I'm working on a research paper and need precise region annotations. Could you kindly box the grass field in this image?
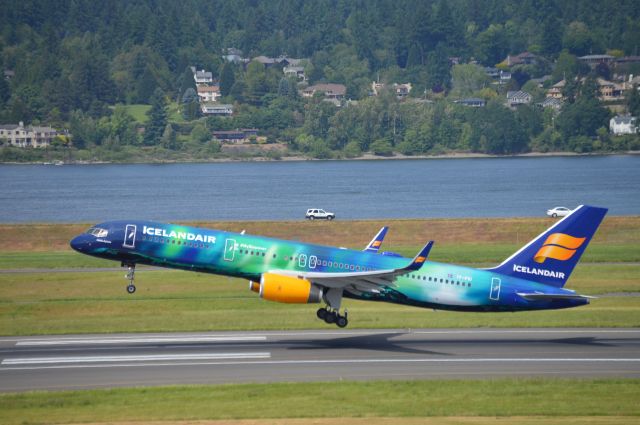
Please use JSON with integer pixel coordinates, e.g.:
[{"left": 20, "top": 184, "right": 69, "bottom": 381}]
[
  {"left": 119, "top": 104, "right": 151, "bottom": 123},
  {"left": 0, "top": 379, "right": 638, "bottom": 425},
  {"left": 0, "top": 217, "right": 638, "bottom": 335},
  {"left": 0, "top": 218, "right": 638, "bottom": 424}
]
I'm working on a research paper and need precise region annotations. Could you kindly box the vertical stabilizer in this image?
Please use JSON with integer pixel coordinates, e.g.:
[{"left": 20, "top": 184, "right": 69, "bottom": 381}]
[{"left": 487, "top": 205, "right": 607, "bottom": 287}]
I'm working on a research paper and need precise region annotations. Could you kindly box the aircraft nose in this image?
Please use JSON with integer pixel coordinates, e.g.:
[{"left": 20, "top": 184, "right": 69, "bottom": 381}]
[{"left": 70, "top": 235, "right": 88, "bottom": 252}]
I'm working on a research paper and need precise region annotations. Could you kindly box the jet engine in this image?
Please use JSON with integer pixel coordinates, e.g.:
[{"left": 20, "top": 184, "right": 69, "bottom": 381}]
[{"left": 249, "top": 272, "right": 323, "bottom": 303}]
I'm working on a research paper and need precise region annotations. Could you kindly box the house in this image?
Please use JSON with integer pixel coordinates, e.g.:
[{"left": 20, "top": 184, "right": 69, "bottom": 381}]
[
  {"left": 506, "top": 90, "right": 532, "bottom": 107},
  {"left": 530, "top": 75, "right": 551, "bottom": 88},
  {"left": 283, "top": 65, "right": 306, "bottom": 81},
  {"left": 3, "top": 69, "right": 14, "bottom": 80},
  {"left": 394, "top": 83, "right": 412, "bottom": 99},
  {"left": 539, "top": 97, "right": 563, "bottom": 110},
  {"left": 301, "top": 83, "right": 347, "bottom": 100},
  {"left": 499, "top": 71, "right": 512, "bottom": 84},
  {"left": 212, "top": 128, "right": 259, "bottom": 143},
  {"left": 197, "top": 85, "right": 221, "bottom": 103},
  {"left": 371, "top": 82, "right": 412, "bottom": 99},
  {"left": 505, "top": 52, "right": 538, "bottom": 67},
  {"left": 222, "top": 48, "right": 247, "bottom": 64},
  {"left": 253, "top": 56, "right": 281, "bottom": 67},
  {"left": 578, "top": 54, "right": 615, "bottom": 69},
  {"left": 609, "top": 115, "right": 637, "bottom": 135},
  {"left": 547, "top": 80, "right": 565, "bottom": 99},
  {"left": 484, "top": 67, "right": 500, "bottom": 78},
  {"left": 597, "top": 78, "right": 625, "bottom": 101},
  {"left": 0, "top": 122, "right": 59, "bottom": 148},
  {"left": 485, "top": 67, "right": 511, "bottom": 84},
  {"left": 253, "top": 55, "right": 304, "bottom": 68},
  {"left": 454, "top": 98, "right": 486, "bottom": 107},
  {"left": 193, "top": 69, "right": 213, "bottom": 85},
  {"left": 547, "top": 78, "right": 624, "bottom": 101},
  {"left": 200, "top": 104, "right": 233, "bottom": 115}
]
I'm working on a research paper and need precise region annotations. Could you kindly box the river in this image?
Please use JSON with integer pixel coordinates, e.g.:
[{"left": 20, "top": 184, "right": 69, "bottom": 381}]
[{"left": 0, "top": 155, "right": 638, "bottom": 223}]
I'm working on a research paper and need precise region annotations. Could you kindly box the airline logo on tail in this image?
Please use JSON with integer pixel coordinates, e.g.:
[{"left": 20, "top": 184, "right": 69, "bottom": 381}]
[{"left": 533, "top": 233, "right": 586, "bottom": 264}]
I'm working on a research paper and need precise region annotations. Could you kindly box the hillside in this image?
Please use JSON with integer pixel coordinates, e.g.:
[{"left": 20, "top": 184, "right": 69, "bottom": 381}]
[{"left": 1, "top": 0, "right": 639, "bottom": 162}]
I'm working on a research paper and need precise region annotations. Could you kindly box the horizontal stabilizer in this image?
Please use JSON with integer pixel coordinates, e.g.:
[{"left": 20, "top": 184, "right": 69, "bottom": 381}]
[{"left": 516, "top": 292, "right": 596, "bottom": 301}]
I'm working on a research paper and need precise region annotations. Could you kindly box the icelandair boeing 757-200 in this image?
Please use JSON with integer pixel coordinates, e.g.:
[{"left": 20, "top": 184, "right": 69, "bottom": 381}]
[{"left": 70, "top": 205, "right": 607, "bottom": 328}]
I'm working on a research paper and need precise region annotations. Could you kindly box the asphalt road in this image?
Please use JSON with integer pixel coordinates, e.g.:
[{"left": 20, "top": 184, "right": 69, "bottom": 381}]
[{"left": 1, "top": 328, "right": 639, "bottom": 392}]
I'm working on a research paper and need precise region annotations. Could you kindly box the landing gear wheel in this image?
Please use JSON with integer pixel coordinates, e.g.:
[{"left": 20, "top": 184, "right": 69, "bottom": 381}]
[
  {"left": 336, "top": 316, "right": 348, "bottom": 328},
  {"left": 316, "top": 307, "right": 327, "bottom": 320},
  {"left": 123, "top": 263, "right": 137, "bottom": 294},
  {"left": 324, "top": 311, "right": 337, "bottom": 324}
]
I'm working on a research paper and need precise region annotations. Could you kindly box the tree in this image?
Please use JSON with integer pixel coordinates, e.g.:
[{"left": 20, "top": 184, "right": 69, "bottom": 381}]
[
  {"left": 562, "top": 21, "right": 593, "bottom": 56},
  {"left": 450, "top": 64, "right": 490, "bottom": 97},
  {"left": 552, "top": 50, "right": 581, "bottom": 82},
  {"left": 181, "top": 87, "right": 199, "bottom": 121},
  {"left": 0, "top": 69, "right": 9, "bottom": 106},
  {"left": 627, "top": 85, "right": 640, "bottom": 118},
  {"left": 160, "top": 123, "right": 178, "bottom": 149},
  {"left": 219, "top": 62, "right": 235, "bottom": 97},
  {"left": 556, "top": 95, "right": 611, "bottom": 140},
  {"left": 144, "top": 88, "right": 167, "bottom": 146},
  {"left": 244, "top": 60, "right": 268, "bottom": 105},
  {"left": 370, "top": 138, "right": 393, "bottom": 156}
]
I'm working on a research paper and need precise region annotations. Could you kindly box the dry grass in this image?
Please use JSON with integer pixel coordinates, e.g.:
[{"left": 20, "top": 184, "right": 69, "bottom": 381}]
[
  {"left": 71, "top": 418, "right": 640, "bottom": 425},
  {"left": 1, "top": 216, "right": 638, "bottom": 252}
]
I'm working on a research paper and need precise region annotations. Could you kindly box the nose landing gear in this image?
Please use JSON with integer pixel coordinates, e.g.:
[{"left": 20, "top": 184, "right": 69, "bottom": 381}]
[{"left": 123, "top": 263, "right": 136, "bottom": 294}]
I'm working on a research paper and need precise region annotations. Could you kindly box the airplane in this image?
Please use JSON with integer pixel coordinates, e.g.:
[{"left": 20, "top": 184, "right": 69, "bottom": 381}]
[{"left": 70, "top": 205, "right": 607, "bottom": 328}]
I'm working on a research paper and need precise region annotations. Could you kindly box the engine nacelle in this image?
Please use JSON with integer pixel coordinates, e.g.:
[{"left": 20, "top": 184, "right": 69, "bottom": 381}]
[{"left": 253, "top": 272, "right": 323, "bottom": 304}]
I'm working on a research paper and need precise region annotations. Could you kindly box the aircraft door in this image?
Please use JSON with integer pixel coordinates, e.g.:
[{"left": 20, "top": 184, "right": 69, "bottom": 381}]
[
  {"left": 224, "top": 239, "right": 236, "bottom": 261},
  {"left": 489, "top": 277, "right": 501, "bottom": 301},
  {"left": 123, "top": 224, "right": 136, "bottom": 248}
]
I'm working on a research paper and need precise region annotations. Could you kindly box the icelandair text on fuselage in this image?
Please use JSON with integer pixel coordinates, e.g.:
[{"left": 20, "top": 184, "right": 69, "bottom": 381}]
[
  {"left": 513, "top": 264, "right": 565, "bottom": 279},
  {"left": 143, "top": 226, "right": 216, "bottom": 244}
]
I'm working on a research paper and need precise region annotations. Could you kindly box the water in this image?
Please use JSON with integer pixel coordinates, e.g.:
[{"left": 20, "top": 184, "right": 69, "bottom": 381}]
[{"left": 0, "top": 156, "right": 638, "bottom": 223}]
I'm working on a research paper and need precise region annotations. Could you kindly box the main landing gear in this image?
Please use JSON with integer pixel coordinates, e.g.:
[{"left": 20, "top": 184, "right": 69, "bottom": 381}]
[
  {"left": 316, "top": 288, "right": 348, "bottom": 327},
  {"left": 316, "top": 307, "right": 348, "bottom": 328},
  {"left": 123, "top": 262, "right": 136, "bottom": 294}
]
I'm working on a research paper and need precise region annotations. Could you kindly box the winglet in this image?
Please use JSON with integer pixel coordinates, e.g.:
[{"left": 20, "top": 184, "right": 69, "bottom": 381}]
[
  {"left": 364, "top": 226, "right": 389, "bottom": 253},
  {"left": 403, "top": 241, "right": 434, "bottom": 271}
]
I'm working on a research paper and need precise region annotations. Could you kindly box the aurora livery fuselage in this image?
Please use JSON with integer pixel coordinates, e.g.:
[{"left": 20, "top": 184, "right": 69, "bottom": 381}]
[{"left": 70, "top": 205, "right": 607, "bottom": 327}]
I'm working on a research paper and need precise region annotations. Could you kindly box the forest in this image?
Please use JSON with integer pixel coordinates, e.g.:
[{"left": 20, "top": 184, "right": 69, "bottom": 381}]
[{"left": 0, "top": 0, "right": 639, "bottom": 161}]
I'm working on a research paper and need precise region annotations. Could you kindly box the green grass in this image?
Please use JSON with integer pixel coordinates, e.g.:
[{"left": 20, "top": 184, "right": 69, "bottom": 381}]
[
  {"left": 0, "top": 379, "right": 638, "bottom": 424},
  {"left": 0, "top": 252, "right": 113, "bottom": 269},
  {"left": 0, "top": 263, "right": 638, "bottom": 335},
  {"left": 1, "top": 243, "right": 638, "bottom": 269},
  {"left": 120, "top": 104, "right": 151, "bottom": 123}
]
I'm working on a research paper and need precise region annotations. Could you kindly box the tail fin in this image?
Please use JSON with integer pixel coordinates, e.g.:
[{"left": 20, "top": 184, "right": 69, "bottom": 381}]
[
  {"left": 487, "top": 205, "right": 607, "bottom": 287},
  {"left": 364, "top": 226, "right": 388, "bottom": 253}
]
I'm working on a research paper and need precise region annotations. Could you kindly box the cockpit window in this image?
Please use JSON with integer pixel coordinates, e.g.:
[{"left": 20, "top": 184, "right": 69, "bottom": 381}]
[{"left": 86, "top": 227, "right": 109, "bottom": 238}]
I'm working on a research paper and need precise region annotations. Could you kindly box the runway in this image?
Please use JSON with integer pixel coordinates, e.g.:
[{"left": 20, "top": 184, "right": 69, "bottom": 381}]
[{"left": 0, "top": 328, "right": 639, "bottom": 392}]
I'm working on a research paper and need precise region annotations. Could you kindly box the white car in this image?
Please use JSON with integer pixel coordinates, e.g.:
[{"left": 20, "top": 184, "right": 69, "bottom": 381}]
[
  {"left": 546, "top": 206, "right": 572, "bottom": 218},
  {"left": 305, "top": 208, "right": 335, "bottom": 220}
]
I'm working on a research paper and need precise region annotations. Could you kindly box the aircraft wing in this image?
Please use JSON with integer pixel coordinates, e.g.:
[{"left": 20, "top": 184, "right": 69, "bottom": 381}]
[
  {"left": 274, "top": 241, "right": 433, "bottom": 292},
  {"left": 516, "top": 292, "right": 596, "bottom": 301}
]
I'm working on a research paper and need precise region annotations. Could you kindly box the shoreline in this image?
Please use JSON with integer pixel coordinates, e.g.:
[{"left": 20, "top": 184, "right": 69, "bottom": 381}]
[{"left": 2, "top": 150, "right": 639, "bottom": 165}]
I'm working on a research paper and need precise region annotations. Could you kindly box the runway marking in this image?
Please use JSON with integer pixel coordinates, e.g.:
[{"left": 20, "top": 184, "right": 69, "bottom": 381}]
[
  {"left": 1, "top": 357, "right": 638, "bottom": 370},
  {"left": 2, "top": 352, "right": 271, "bottom": 365},
  {"left": 3, "top": 329, "right": 639, "bottom": 345},
  {"left": 15, "top": 336, "right": 267, "bottom": 346}
]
